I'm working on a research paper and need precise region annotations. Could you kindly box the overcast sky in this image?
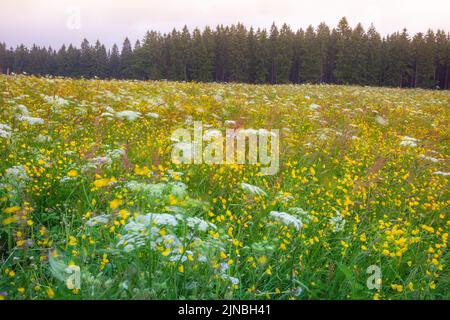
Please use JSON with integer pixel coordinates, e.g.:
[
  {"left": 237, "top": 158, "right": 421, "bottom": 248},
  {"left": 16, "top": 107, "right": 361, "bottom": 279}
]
[{"left": 1, "top": 0, "right": 449, "bottom": 49}]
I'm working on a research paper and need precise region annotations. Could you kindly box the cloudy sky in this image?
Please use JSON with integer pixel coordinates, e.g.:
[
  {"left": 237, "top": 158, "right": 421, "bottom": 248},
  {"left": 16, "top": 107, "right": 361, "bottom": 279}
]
[{"left": 1, "top": 0, "right": 449, "bottom": 48}]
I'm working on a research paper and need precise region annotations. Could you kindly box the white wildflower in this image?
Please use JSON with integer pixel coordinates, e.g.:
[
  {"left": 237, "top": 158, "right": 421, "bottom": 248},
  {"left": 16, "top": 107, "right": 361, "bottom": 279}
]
[
  {"left": 166, "top": 170, "right": 184, "bottom": 178},
  {"left": 115, "top": 110, "right": 141, "bottom": 121},
  {"left": 224, "top": 120, "right": 236, "bottom": 126},
  {"left": 329, "top": 210, "right": 346, "bottom": 232},
  {"left": 275, "top": 191, "right": 294, "bottom": 202},
  {"left": 5, "top": 165, "right": 29, "bottom": 182},
  {"left": 0, "top": 124, "right": 12, "bottom": 139},
  {"left": 85, "top": 215, "right": 111, "bottom": 227},
  {"left": 146, "top": 112, "right": 160, "bottom": 119},
  {"left": 36, "top": 134, "right": 52, "bottom": 143},
  {"left": 241, "top": 182, "right": 267, "bottom": 197},
  {"left": 0, "top": 124, "right": 12, "bottom": 131},
  {"left": 400, "top": 136, "right": 418, "bottom": 147},
  {"left": 89, "top": 156, "right": 112, "bottom": 167},
  {"left": 43, "top": 95, "right": 69, "bottom": 107},
  {"left": 151, "top": 213, "right": 179, "bottom": 226},
  {"left": 105, "top": 106, "right": 116, "bottom": 113},
  {"left": 309, "top": 103, "right": 320, "bottom": 111},
  {"left": 15, "top": 104, "right": 29, "bottom": 116},
  {"left": 126, "top": 181, "right": 166, "bottom": 197},
  {"left": 270, "top": 211, "right": 302, "bottom": 231},
  {"left": 213, "top": 95, "right": 223, "bottom": 103},
  {"left": 106, "top": 148, "right": 125, "bottom": 159},
  {"left": 186, "top": 217, "right": 216, "bottom": 232},
  {"left": 60, "top": 176, "right": 77, "bottom": 183},
  {"left": 17, "top": 115, "right": 44, "bottom": 125},
  {"left": 288, "top": 207, "right": 312, "bottom": 223},
  {"left": 169, "top": 182, "right": 188, "bottom": 198},
  {"left": 219, "top": 262, "right": 229, "bottom": 274},
  {"left": 101, "top": 112, "right": 115, "bottom": 119},
  {"left": 222, "top": 274, "right": 239, "bottom": 286},
  {"left": 375, "top": 115, "right": 388, "bottom": 126},
  {"left": 433, "top": 171, "right": 450, "bottom": 177},
  {"left": 419, "top": 155, "right": 442, "bottom": 163}
]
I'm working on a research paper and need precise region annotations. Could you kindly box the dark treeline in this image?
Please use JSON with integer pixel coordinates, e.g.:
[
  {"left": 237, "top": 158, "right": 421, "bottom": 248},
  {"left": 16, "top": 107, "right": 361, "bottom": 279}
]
[{"left": 1, "top": 18, "right": 449, "bottom": 89}]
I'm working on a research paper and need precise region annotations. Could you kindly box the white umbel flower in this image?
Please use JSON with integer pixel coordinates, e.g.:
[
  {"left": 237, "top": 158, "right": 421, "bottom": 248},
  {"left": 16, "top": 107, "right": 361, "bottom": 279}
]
[
  {"left": 400, "top": 136, "right": 418, "bottom": 147},
  {"left": 149, "top": 213, "right": 179, "bottom": 226},
  {"left": 115, "top": 110, "right": 141, "bottom": 121},
  {"left": 270, "top": 211, "right": 302, "bottom": 231},
  {"left": 85, "top": 215, "right": 111, "bottom": 227},
  {"left": 309, "top": 103, "right": 320, "bottom": 111},
  {"left": 0, "top": 124, "right": 12, "bottom": 139},
  {"left": 17, "top": 115, "right": 44, "bottom": 125},
  {"left": 419, "top": 155, "right": 442, "bottom": 163},
  {"left": 433, "top": 171, "right": 450, "bottom": 177},
  {"left": 329, "top": 210, "right": 346, "bottom": 232},
  {"left": 241, "top": 182, "right": 267, "bottom": 197},
  {"left": 146, "top": 112, "right": 160, "bottom": 118},
  {"left": 15, "top": 104, "right": 29, "bottom": 116},
  {"left": 186, "top": 217, "right": 217, "bottom": 232},
  {"left": 5, "top": 165, "right": 29, "bottom": 182}
]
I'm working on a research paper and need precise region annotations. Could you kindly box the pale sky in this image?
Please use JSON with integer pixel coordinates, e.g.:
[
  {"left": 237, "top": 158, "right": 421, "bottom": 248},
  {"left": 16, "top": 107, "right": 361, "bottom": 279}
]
[{"left": 1, "top": 0, "right": 449, "bottom": 49}]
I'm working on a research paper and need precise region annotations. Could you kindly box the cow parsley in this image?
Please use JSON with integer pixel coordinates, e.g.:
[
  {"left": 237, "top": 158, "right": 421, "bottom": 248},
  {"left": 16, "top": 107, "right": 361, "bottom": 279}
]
[
  {"left": 115, "top": 110, "right": 141, "bottom": 121},
  {"left": 433, "top": 171, "right": 450, "bottom": 177},
  {"left": 329, "top": 210, "right": 346, "bottom": 232},
  {"left": 269, "top": 211, "right": 302, "bottom": 231},
  {"left": 400, "top": 136, "right": 418, "bottom": 147},
  {"left": 126, "top": 181, "right": 166, "bottom": 197},
  {"left": 0, "top": 124, "right": 12, "bottom": 139},
  {"left": 17, "top": 115, "right": 44, "bottom": 125},
  {"left": 241, "top": 182, "right": 267, "bottom": 197}
]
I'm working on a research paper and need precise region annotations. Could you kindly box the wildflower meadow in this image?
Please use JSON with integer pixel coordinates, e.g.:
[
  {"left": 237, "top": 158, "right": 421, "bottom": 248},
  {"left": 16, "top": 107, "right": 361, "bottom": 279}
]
[{"left": 0, "top": 75, "right": 448, "bottom": 300}]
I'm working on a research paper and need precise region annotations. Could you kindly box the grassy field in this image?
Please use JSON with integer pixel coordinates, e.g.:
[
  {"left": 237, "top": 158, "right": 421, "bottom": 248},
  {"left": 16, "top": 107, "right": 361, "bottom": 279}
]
[{"left": 0, "top": 75, "right": 448, "bottom": 300}]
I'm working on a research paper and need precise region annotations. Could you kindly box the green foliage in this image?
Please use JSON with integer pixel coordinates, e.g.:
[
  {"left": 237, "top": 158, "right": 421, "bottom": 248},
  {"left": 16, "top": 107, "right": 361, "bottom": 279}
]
[{"left": 1, "top": 18, "right": 449, "bottom": 89}]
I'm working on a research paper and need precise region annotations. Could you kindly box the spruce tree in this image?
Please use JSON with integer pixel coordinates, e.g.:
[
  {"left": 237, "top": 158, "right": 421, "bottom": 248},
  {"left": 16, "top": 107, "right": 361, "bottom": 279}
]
[{"left": 120, "top": 37, "right": 133, "bottom": 79}]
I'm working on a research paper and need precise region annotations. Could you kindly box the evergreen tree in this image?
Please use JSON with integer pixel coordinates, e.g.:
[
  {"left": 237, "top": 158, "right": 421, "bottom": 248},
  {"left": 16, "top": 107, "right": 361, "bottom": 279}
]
[
  {"left": 214, "top": 25, "right": 229, "bottom": 82},
  {"left": 411, "top": 31, "right": 436, "bottom": 88},
  {"left": 349, "top": 23, "right": 368, "bottom": 84},
  {"left": 300, "top": 25, "right": 320, "bottom": 83},
  {"left": 66, "top": 44, "right": 81, "bottom": 77},
  {"left": 13, "top": 45, "right": 30, "bottom": 73},
  {"left": 190, "top": 28, "right": 214, "bottom": 82},
  {"left": 366, "top": 24, "right": 382, "bottom": 86},
  {"left": 202, "top": 26, "right": 216, "bottom": 82},
  {"left": 253, "top": 28, "right": 270, "bottom": 83},
  {"left": 383, "top": 30, "right": 412, "bottom": 87},
  {"left": 142, "top": 31, "right": 165, "bottom": 80},
  {"left": 0, "top": 42, "right": 7, "bottom": 74},
  {"left": 228, "top": 23, "right": 249, "bottom": 82},
  {"left": 80, "top": 39, "right": 94, "bottom": 77},
  {"left": 109, "top": 44, "right": 121, "bottom": 79},
  {"left": 317, "top": 23, "right": 331, "bottom": 83},
  {"left": 277, "top": 23, "right": 294, "bottom": 83},
  {"left": 268, "top": 23, "right": 279, "bottom": 84},
  {"left": 435, "top": 30, "right": 449, "bottom": 89},
  {"left": 56, "top": 45, "right": 68, "bottom": 76},
  {"left": 1, "top": 19, "right": 447, "bottom": 89},
  {"left": 93, "top": 40, "right": 108, "bottom": 78},
  {"left": 334, "top": 17, "right": 353, "bottom": 84},
  {"left": 120, "top": 37, "right": 133, "bottom": 79}
]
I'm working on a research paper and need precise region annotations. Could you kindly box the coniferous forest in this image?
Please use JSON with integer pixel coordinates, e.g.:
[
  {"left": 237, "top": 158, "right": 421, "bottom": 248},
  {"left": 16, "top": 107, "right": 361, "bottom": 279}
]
[{"left": 1, "top": 17, "right": 449, "bottom": 89}]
